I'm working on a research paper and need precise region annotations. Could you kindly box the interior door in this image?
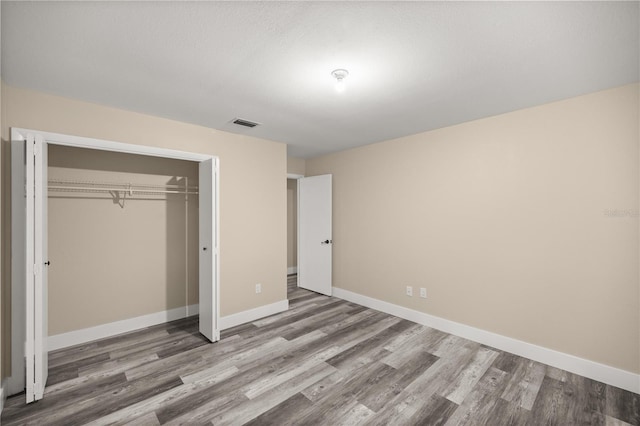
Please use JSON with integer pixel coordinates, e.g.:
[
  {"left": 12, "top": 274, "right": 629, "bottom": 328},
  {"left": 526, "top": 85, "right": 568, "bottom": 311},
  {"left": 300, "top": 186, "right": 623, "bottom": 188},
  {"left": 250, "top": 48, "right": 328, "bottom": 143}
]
[
  {"left": 33, "top": 134, "right": 49, "bottom": 401},
  {"left": 198, "top": 158, "right": 217, "bottom": 342},
  {"left": 22, "top": 133, "right": 49, "bottom": 403},
  {"left": 298, "top": 174, "right": 332, "bottom": 296}
]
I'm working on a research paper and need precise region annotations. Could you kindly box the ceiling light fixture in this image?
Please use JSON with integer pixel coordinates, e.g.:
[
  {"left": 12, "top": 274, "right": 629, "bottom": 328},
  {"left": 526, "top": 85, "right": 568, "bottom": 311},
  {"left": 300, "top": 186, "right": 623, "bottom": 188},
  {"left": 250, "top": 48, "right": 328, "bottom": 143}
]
[{"left": 331, "top": 69, "right": 349, "bottom": 93}]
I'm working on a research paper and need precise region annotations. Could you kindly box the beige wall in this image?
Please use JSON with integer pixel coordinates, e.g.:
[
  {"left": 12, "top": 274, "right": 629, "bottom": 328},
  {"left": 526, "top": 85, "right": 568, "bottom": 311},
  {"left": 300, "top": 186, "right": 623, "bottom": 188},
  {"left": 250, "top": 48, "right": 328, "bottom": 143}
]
[
  {"left": 1, "top": 83, "right": 287, "bottom": 376},
  {"left": 48, "top": 146, "right": 199, "bottom": 335},
  {"left": 307, "top": 83, "right": 640, "bottom": 374},
  {"left": 287, "top": 157, "right": 306, "bottom": 176},
  {"left": 287, "top": 179, "right": 297, "bottom": 269}
]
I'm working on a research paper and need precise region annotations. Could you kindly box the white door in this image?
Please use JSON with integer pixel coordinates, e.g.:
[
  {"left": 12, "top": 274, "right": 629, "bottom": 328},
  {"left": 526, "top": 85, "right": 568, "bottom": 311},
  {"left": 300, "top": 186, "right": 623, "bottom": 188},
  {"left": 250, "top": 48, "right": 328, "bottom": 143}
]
[
  {"left": 32, "top": 134, "right": 49, "bottom": 401},
  {"left": 198, "top": 158, "right": 218, "bottom": 341},
  {"left": 298, "top": 174, "right": 332, "bottom": 296},
  {"left": 19, "top": 133, "right": 49, "bottom": 403}
]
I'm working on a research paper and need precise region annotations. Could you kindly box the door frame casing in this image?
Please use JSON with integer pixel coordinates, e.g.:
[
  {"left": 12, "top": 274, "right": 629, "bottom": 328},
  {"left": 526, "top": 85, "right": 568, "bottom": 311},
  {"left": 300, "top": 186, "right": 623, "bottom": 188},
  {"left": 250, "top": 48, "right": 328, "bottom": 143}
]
[
  {"left": 286, "top": 173, "right": 303, "bottom": 280},
  {"left": 7, "top": 128, "right": 221, "bottom": 396},
  {"left": 9, "top": 129, "right": 27, "bottom": 396}
]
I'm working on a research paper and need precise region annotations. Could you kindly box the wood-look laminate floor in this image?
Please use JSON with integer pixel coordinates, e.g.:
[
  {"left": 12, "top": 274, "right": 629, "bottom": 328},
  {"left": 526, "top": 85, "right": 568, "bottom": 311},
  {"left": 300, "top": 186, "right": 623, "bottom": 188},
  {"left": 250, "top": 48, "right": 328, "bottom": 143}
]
[{"left": 2, "top": 275, "right": 638, "bottom": 425}]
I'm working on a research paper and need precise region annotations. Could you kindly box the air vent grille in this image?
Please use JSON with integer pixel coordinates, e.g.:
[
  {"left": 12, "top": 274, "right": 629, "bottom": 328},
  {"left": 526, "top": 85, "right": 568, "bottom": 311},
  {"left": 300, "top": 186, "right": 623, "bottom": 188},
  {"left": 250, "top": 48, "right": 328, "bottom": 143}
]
[{"left": 231, "top": 118, "right": 260, "bottom": 128}]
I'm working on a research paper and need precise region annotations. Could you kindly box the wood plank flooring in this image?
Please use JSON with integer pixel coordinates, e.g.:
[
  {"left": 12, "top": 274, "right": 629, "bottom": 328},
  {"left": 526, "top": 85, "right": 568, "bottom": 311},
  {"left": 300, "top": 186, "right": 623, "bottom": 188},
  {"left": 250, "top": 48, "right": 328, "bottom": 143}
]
[{"left": 2, "top": 275, "right": 638, "bottom": 425}]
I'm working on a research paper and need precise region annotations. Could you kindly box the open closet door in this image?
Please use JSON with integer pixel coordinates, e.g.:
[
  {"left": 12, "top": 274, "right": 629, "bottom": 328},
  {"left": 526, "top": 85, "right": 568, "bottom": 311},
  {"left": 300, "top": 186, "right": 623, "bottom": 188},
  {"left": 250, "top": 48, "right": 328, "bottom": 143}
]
[
  {"left": 33, "top": 134, "right": 49, "bottom": 401},
  {"left": 198, "top": 158, "right": 218, "bottom": 342},
  {"left": 20, "top": 133, "right": 49, "bottom": 403}
]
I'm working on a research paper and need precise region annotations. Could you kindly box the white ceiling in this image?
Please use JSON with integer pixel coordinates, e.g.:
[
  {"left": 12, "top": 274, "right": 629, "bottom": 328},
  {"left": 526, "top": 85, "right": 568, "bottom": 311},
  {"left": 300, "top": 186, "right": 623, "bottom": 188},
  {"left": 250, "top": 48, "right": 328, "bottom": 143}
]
[{"left": 2, "top": 1, "right": 638, "bottom": 159}]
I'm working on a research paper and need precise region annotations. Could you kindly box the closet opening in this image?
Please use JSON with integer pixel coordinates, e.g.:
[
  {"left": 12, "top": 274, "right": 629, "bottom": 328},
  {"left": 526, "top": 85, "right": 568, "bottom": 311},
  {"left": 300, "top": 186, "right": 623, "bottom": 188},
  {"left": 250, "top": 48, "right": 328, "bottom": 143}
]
[
  {"left": 47, "top": 145, "right": 200, "bottom": 347},
  {"left": 9, "top": 128, "right": 219, "bottom": 403}
]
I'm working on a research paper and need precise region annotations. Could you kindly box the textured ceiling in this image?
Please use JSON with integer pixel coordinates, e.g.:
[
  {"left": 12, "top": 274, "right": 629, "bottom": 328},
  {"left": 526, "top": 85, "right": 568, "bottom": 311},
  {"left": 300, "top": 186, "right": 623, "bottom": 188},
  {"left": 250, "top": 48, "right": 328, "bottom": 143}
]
[{"left": 2, "top": 1, "right": 638, "bottom": 158}]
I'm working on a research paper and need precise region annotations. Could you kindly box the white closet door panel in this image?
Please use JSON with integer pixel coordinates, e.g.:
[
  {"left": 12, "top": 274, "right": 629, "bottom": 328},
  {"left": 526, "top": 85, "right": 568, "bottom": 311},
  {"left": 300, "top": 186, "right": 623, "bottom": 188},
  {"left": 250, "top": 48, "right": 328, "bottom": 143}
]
[
  {"left": 198, "top": 158, "right": 217, "bottom": 341},
  {"left": 34, "top": 134, "right": 49, "bottom": 400},
  {"left": 25, "top": 134, "right": 36, "bottom": 403}
]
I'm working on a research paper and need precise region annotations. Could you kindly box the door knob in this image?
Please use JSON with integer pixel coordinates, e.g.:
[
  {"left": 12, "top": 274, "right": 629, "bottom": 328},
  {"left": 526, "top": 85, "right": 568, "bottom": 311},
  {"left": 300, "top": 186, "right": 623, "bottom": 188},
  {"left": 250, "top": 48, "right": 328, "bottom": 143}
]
[
  {"left": 44, "top": 261, "right": 50, "bottom": 266},
  {"left": 321, "top": 239, "right": 332, "bottom": 245}
]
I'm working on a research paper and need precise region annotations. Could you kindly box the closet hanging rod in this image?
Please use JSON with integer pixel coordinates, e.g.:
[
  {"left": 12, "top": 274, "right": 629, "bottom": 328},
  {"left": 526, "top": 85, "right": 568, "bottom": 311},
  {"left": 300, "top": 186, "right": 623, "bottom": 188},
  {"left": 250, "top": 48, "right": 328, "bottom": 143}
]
[
  {"left": 48, "top": 178, "right": 198, "bottom": 189},
  {"left": 48, "top": 178, "right": 199, "bottom": 195},
  {"left": 48, "top": 186, "right": 199, "bottom": 195}
]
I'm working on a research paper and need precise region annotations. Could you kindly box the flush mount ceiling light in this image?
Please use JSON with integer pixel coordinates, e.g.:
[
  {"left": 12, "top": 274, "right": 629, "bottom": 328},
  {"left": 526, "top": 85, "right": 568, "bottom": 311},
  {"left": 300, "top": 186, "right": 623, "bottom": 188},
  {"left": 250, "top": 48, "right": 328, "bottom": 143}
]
[{"left": 331, "top": 69, "right": 349, "bottom": 93}]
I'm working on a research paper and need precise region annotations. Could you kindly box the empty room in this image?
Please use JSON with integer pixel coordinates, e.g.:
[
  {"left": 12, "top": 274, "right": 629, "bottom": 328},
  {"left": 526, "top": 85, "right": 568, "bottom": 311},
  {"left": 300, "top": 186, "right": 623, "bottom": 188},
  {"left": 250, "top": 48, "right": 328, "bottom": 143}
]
[{"left": 0, "top": 1, "right": 638, "bottom": 425}]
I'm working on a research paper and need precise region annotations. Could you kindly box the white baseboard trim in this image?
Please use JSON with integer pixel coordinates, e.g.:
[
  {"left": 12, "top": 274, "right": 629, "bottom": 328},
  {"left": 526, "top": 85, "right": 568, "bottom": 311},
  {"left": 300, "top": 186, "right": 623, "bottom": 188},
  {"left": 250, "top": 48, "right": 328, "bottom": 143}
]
[
  {"left": 48, "top": 304, "right": 199, "bottom": 351},
  {"left": 48, "top": 298, "right": 291, "bottom": 352},
  {"left": 332, "top": 287, "right": 640, "bottom": 394},
  {"left": 219, "top": 299, "right": 289, "bottom": 330},
  {"left": 287, "top": 267, "right": 297, "bottom": 275}
]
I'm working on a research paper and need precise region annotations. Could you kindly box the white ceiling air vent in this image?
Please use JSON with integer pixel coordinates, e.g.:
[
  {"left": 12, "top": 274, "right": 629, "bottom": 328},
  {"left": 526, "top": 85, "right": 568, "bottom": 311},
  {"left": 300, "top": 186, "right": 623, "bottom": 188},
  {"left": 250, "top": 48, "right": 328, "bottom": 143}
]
[{"left": 231, "top": 118, "right": 260, "bottom": 128}]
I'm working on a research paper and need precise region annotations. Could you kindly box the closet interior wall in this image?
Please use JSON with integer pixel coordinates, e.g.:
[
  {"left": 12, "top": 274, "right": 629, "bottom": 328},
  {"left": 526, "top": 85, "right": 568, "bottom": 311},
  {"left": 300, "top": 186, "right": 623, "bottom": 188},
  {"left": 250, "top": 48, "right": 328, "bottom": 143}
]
[{"left": 48, "top": 145, "right": 199, "bottom": 336}]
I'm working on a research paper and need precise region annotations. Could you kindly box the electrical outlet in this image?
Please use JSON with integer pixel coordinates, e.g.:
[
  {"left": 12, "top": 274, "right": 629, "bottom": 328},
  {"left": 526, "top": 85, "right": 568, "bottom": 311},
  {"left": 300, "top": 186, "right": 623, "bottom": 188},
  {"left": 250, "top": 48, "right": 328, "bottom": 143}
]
[
  {"left": 256, "top": 283, "right": 262, "bottom": 294},
  {"left": 406, "top": 286, "right": 413, "bottom": 297},
  {"left": 420, "top": 287, "right": 427, "bottom": 298}
]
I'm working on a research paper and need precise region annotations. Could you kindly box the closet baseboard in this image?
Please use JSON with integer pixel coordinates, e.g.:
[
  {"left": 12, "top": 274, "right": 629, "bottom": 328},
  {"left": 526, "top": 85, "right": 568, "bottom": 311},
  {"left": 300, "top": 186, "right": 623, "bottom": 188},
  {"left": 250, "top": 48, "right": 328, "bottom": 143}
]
[
  {"left": 48, "top": 299, "right": 291, "bottom": 352},
  {"left": 48, "top": 304, "right": 199, "bottom": 351},
  {"left": 219, "top": 299, "right": 289, "bottom": 330}
]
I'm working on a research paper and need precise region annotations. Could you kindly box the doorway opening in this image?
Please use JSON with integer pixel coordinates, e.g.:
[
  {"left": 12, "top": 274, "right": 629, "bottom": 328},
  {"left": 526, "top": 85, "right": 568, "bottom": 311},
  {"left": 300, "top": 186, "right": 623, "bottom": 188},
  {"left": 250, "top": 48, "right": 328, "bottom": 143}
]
[
  {"left": 287, "top": 178, "right": 298, "bottom": 282},
  {"left": 9, "top": 128, "right": 219, "bottom": 402},
  {"left": 47, "top": 145, "right": 199, "bottom": 345}
]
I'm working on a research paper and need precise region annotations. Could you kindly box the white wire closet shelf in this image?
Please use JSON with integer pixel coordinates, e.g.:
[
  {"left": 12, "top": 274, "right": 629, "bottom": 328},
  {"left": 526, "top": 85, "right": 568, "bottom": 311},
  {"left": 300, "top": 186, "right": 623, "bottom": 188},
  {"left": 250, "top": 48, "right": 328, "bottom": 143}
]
[{"left": 48, "top": 178, "right": 199, "bottom": 195}]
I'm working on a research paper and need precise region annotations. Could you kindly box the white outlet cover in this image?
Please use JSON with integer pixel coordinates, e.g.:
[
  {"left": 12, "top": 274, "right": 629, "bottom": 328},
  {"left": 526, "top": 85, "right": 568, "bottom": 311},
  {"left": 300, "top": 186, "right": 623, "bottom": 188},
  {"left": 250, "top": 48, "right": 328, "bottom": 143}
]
[
  {"left": 406, "top": 286, "right": 413, "bottom": 296},
  {"left": 256, "top": 283, "right": 262, "bottom": 294},
  {"left": 420, "top": 288, "right": 427, "bottom": 298}
]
